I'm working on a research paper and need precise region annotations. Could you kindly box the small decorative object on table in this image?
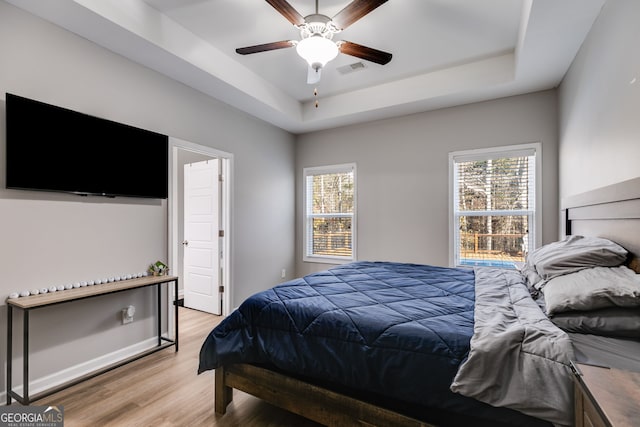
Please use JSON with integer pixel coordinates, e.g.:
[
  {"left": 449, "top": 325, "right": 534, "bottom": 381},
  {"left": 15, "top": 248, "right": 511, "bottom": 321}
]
[{"left": 149, "top": 261, "right": 169, "bottom": 276}]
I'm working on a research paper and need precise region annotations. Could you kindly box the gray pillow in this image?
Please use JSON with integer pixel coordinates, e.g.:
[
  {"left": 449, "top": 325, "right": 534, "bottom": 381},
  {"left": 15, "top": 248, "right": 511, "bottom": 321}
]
[
  {"left": 543, "top": 266, "right": 640, "bottom": 315},
  {"left": 524, "top": 235, "right": 627, "bottom": 287},
  {"left": 550, "top": 307, "right": 640, "bottom": 337}
]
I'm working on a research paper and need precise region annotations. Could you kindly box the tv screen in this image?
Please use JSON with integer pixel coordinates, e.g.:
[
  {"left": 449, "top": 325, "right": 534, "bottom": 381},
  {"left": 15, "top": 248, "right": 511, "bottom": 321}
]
[{"left": 5, "top": 93, "right": 168, "bottom": 199}]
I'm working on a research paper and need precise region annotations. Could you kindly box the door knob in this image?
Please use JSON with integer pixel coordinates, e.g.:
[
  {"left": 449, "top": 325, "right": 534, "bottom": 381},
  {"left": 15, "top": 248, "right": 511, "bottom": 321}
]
[{"left": 182, "top": 240, "right": 189, "bottom": 246}]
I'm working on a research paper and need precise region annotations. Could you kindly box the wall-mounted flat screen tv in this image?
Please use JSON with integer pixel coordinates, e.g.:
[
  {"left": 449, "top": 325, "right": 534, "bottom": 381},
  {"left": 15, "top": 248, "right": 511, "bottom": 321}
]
[{"left": 5, "top": 93, "right": 168, "bottom": 199}]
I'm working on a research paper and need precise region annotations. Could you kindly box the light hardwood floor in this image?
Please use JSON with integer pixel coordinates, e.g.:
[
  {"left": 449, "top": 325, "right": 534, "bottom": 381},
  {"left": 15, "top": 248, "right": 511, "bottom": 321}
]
[{"left": 29, "top": 307, "right": 322, "bottom": 426}]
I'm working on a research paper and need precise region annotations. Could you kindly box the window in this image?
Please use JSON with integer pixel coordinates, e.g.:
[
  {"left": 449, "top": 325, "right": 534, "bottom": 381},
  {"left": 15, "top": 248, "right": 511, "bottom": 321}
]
[
  {"left": 449, "top": 143, "right": 540, "bottom": 268},
  {"left": 304, "top": 164, "right": 356, "bottom": 263}
]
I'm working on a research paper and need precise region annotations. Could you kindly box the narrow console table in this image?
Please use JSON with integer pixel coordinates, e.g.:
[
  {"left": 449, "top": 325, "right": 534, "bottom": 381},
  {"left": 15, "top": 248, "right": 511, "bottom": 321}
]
[{"left": 6, "top": 275, "right": 179, "bottom": 405}]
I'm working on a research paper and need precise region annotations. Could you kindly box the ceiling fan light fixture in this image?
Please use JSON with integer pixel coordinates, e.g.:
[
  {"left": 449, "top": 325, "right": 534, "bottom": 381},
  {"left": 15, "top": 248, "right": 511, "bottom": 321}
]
[{"left": 296, "top": 35, "right": 338, "bottom": 70}]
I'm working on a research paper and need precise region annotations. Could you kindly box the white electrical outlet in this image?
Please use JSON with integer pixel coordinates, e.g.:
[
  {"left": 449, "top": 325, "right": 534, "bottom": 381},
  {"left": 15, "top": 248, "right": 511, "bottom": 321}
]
[
  {"left": 281, "top": 269, "right": 286, "bottom": 279},
  {"left": 121, "top": 305, "right": 135, "bottom": 324}
]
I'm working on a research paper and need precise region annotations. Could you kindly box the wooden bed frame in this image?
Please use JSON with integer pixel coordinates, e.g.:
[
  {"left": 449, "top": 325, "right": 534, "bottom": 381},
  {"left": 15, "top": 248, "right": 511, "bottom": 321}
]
[
  {"left": 214, "top": 177, "right": 640, "bottom": 426},
  {"left": 215, "top": 364, "right": 431, "bottom": 426}
]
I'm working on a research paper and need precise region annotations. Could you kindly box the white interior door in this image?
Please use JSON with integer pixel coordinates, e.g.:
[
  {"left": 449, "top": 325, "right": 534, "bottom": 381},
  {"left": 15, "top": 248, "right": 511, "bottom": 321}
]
[{"left": 184, "top": 160, "right": 220, "bottom": 314}]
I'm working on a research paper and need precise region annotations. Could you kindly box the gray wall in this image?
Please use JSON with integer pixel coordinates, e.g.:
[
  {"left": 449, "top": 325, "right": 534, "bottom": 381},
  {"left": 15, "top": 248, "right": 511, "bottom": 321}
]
[
  {"left": 0, "top": 1, "right": 294, "bottom": 396},
  {"left": 559, "top": 0, "right": 640, "bottom": 199},
  {"left": 296, "top": 91, "right": 559, "bottom": 276}
]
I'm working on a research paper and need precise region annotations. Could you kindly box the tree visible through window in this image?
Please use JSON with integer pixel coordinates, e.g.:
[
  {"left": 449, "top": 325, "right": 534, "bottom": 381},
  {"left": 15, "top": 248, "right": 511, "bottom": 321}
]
[
  {"left": 304, "top": 164, "right": 355, "bottom": 262},
  {"left": 450, "top": 144, "right": 539, "bottom": 268}
]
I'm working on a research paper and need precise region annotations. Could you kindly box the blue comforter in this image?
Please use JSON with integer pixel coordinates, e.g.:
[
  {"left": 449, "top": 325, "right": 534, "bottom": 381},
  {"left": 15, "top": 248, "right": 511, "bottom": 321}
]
[{"left": 198, "top": 261, "right": 548, "bottom": 426}]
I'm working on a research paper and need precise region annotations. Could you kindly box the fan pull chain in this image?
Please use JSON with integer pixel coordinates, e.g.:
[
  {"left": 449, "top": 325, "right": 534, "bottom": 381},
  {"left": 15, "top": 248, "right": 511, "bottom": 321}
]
[{"left": 314, "top": 87, "right": 319, "bottom": 108}]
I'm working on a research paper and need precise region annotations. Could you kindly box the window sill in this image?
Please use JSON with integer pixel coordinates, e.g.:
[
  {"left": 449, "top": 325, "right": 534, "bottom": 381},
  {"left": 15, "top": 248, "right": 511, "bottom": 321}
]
[{"left": 303, "top": 256, "right": 354, "bottom": 265}]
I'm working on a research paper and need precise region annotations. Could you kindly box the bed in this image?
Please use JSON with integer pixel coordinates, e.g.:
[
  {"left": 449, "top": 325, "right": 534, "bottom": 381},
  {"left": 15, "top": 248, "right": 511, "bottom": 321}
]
[{"left": 198, "top": 177, "right": 640, "bottom": 427}]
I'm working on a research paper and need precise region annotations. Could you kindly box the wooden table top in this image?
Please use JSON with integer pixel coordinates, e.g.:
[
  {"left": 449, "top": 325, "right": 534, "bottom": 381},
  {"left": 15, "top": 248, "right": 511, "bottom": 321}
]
[
  {"left": 574, "top": 362, "right": 640, "bottom": 427},
  {"left": 6, "top": 275, "right": 178, "bottom": 309}
]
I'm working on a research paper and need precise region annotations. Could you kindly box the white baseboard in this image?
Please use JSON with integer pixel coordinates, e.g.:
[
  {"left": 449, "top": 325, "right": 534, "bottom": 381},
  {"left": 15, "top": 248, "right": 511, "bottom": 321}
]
[{"left": 2, "top": 336, "right": 163, "bottom": 405}]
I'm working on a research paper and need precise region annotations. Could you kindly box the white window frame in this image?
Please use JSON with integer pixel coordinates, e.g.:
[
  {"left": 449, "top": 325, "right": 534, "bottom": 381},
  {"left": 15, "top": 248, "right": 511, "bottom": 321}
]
[
  {"left": 448, "top": 143, "right": 542, "bottom": 268},
  {"left": 303, "top": 163, "right": 356, "bottom": 264}
]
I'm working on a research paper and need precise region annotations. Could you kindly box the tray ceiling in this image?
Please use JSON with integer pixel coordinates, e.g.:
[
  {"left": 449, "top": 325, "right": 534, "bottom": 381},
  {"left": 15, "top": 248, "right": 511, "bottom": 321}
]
[{"left": 8, "top": 0, "right": 605, "bottom": 133}]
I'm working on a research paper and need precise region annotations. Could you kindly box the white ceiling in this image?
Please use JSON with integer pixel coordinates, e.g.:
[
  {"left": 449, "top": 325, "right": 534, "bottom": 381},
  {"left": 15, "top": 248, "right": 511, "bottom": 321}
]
[{"left": 8, "top": 0, "right": 605, "bottom": 134}]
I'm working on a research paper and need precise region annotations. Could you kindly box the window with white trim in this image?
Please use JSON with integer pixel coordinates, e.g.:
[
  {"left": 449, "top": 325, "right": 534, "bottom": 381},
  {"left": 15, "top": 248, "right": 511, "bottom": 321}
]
[
  {"left": 304, "top": 164, "right": 356, "bottom": 263},
  {"left": 449, "top": 143, "right": 540, "bottom": 268}
]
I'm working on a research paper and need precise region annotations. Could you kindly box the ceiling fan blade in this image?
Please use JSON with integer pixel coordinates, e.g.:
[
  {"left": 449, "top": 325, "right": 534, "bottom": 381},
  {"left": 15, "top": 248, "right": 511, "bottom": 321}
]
[
  {"left": 338, "top": 41, "right": 392, "bottom": 65},
  {"left": 265, "top": 0, "right": 305, "bottom": 26},
  {"left": 236, "top": 40, "right": 296, "bottom": 55},
  {"left": 331, "top": 0, "right": 388, "bottom": 30}
]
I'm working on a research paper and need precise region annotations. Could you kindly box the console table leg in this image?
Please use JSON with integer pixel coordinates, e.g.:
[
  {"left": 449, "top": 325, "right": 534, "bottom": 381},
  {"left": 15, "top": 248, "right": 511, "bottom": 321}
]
[
  {"left": 157, "top": 284, "right": 162, "bottom": 347},
  {"left": 7, "top": 305, "right": 12, "bottom": 405},
  {"left": 23, "top": 309, "right": 29, "bottom": 404},
  {"left": 174, "top": 279, "right": 179, "bottom": 352}
]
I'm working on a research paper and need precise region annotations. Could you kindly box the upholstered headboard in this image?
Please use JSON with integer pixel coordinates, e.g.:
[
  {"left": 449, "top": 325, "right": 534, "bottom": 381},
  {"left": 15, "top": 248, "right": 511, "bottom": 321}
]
[{"left": 561, "top": 177, "right": 640, "bottom": 273}]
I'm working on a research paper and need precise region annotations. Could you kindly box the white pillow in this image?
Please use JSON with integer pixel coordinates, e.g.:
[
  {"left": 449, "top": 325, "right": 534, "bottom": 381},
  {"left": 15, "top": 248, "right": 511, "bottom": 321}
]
[
  {"left": 524, "top": 235, "right": 627, "bottom": 287},
  {"left": 543, "top": 266, "right": 640, "bottom": 315}
]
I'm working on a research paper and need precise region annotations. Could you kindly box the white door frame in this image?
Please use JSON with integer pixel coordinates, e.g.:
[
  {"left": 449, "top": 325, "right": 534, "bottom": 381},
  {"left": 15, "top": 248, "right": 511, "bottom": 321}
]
[{"left": 168, "top": 137, "right": 232, "bottom": 328}]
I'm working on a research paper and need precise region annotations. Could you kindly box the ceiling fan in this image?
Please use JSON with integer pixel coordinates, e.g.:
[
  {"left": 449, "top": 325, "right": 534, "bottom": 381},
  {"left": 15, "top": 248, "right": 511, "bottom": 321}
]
[{"left": 236, "top": 0, "right": 392, "bottom": 84}]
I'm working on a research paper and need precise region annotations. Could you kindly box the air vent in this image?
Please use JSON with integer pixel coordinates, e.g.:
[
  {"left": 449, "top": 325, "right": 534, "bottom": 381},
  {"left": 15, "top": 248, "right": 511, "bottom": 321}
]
[{"left": 336, "top": 62, "right": 367, "bottom": 75}]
